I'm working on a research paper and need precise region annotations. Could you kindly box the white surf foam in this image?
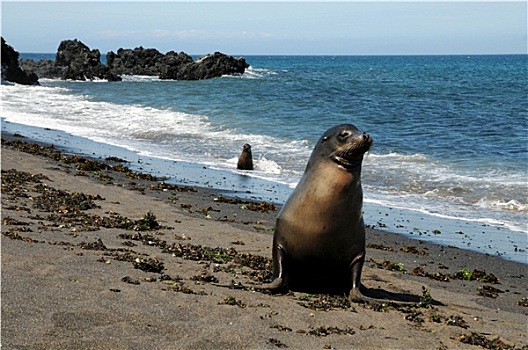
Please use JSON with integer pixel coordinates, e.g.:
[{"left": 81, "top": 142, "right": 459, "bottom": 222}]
[{"left": 2, "top": 82, "right": 526, "bottom": 238}]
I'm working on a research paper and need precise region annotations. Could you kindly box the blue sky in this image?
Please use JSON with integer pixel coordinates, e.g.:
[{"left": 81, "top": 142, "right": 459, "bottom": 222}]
[{"left": 1, "top": 1, "right": 526, "bottom": 55}]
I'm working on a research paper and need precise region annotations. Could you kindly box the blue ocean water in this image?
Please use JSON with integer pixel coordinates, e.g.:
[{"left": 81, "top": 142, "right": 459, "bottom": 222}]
[{"left": 3, "top": 53, "right": 527, "bottom": 262}]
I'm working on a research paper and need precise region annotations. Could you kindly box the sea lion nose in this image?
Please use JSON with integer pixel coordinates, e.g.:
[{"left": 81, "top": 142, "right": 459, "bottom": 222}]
[{"left": 361, "top": 133, "right": 372, "bottom": 147}]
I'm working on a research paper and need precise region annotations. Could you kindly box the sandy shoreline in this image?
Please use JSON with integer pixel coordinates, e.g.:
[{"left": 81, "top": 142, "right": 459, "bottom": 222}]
[
  {"left": 2, "top": 134, "right": 527, "bottom": 349},
  {"left": 3, "top": 119, "right": 525, "bottom": 264}
]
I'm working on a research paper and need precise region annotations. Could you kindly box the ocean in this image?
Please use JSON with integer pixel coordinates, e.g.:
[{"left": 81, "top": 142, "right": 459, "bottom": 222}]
[{"left": 2, "top": 54, "right": 527, "bottom": 263}]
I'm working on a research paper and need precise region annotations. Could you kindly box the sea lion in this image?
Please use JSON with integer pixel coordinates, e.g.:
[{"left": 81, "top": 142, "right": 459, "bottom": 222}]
[
  {"left": 237, "top": 143, "right": 254, "bottom": 170},
  {"left": 261, "top": 124, "right": 372, "bottom": 301}
]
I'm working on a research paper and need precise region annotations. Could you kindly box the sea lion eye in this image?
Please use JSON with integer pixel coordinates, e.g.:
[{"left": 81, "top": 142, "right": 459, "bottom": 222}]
[
  {"left": 339, "top": 131, "right": 351, "bottom": 140},
  {"left": 321, "top": 136, "right": 329, "bottom": 143}
]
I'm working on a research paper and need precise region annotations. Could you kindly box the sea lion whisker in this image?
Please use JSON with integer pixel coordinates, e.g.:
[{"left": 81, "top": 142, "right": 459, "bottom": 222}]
[{"left": 330, "top": 141, "right": 368, "bottom": 166}]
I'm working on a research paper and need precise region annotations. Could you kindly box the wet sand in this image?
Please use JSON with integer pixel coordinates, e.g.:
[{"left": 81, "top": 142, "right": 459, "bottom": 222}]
[{"left": 1, "top": 134, "right": 527, "bottom": 349}]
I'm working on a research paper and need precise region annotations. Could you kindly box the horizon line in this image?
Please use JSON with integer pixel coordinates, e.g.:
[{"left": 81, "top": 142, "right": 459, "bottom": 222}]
[{"left": 19, "top": 52, "right": 528, "bottom": 57}]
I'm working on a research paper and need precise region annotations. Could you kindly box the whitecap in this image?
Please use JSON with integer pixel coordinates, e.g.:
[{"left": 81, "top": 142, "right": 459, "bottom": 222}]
[
  {"left": 120, "top": 75, "right": 161, "bottom": 82},
  {"left": 254, "top": 156, "right": 282, "bottom": 174},
  {"left": 476, "top": 198, "right": 528, "bottom": 213}
]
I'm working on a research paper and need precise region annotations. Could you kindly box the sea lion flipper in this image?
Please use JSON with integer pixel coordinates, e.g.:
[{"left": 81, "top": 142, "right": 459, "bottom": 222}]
[
  {"left": 349, "top": 287, "right": 421, "bottom": 307},
  {"left": 257, "top": 277, "right": 288, "bottom": 294},
  {"left": 349, "top": 251, "right": 365, "bottom": 292},
  {"left": 349, "top": 288, "right": 366, "bottom": 303},
  {"left": 258, "top": 243, "right": 289, "bottom": 293},
  {"left": 348, "top": 253, "right": 370, "bottom": 302}
]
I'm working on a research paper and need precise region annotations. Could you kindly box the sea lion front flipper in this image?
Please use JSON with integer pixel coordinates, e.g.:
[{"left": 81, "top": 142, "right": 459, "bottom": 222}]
[
  {"left": 348, "top": 255, "right": 423, "bottom": 306},
  {"left": 349, "top": 251, "right": 365, "bottom": 293},
  {"left": 350, "top": 286, "right": 424, "bottom": 307},
  {"left": 257, "top": 243, "right": 289, "bottom": 293},
  {"left": 257, "top": 277, "right": 287, "bottom": 294},
  {"left": 348, "top": 253, "right": 375, "bottom": 303}
]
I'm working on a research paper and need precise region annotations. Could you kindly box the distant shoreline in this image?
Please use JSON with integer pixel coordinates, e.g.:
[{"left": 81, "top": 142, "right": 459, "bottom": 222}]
[{"left": 20, "top": 52, "right": 528, "bottom": 58}]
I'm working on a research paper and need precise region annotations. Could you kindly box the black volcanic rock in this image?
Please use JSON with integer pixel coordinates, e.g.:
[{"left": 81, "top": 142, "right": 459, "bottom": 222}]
[
  {"left": 106, "top": 47, "right": 176, "bottom": 76},
  {"left": 107, "top": 47, "right": 248, "bottom": 80},
  {"left": 18, "top": 58, "right": 64, "bottom": 79},
  {"left": 17, "top": 38, "right": 248, "bottom": 82},
  {"left": 157, "top": 50, "right": 195, "bottom": 78},
  {"left": 55, "top": 39, "right": 121, "bottom": 81},
  {"left": 1, "top": 37, "right": 39, "bottom": 85},
  {"left": 160, "top": 52, "right": 249, "bottom": 80},
  {"left": 18, "top": 39, "right": 120, "bottom": 81}
]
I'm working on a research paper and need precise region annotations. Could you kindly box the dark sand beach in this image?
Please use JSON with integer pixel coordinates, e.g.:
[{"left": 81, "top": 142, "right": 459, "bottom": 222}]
[{"left": 1, "top": 133, "right": 527, "bottom": 349}]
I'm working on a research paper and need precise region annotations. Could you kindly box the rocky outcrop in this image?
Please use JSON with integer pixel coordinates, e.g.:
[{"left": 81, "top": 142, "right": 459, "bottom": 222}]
[
  {"left": 18, "top": 39, "right": 121, "bottom": 81},
  {"left": 106, "top": 47, "right": 178, "bottom": 76},
  {"left": 55, "top": 40, "right": 121, "bottom": 81},
  {"left": 107, "top": 47, "right": 248, "bottom": 80},
  {"left": 160, "top": 51, "right": 248, "bottom": 80},
  {"left": 18, "top": 39, "right": 249, "bottom": 82},
  {"left": 1, "top": 37, "right": 39, "bottom": 85},
  {"left": 18, "top": 58, "right": 64, "bottom": 79}
]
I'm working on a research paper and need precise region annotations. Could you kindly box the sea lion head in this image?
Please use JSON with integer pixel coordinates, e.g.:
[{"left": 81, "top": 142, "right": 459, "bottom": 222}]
[
  {"left": 242, "top": 143, "right": 252, "bottom": 152},
  {"left": 312, "top": 124, "right": 372, "bottom": 170}
]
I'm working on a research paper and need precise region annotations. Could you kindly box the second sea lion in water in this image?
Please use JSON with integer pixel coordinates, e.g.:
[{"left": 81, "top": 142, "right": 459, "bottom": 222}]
[
  {"left": 237, "top": 144, "right": 254, "bottom": 170},
  {"left": 261, "top": 124, "right": 373, "bottom": 301}
]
